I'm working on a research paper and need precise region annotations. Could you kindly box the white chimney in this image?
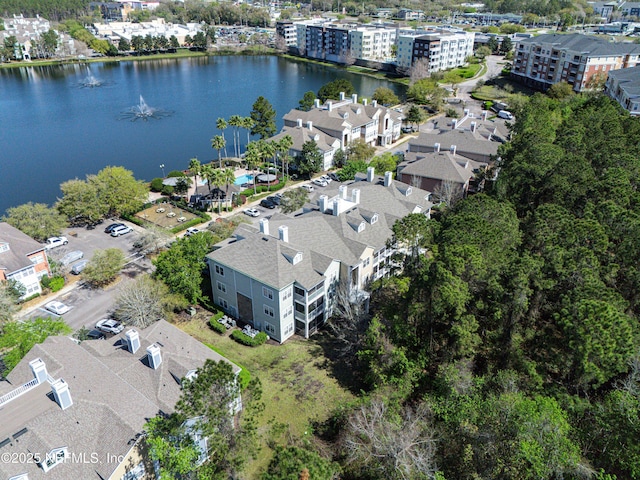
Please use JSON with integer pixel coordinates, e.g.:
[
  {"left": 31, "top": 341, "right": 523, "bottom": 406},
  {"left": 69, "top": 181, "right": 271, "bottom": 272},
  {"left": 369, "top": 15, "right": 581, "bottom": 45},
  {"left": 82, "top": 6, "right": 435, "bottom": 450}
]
[
  {"left": 147, "top": 344, "right": 162, "bottom": 370},
  {"left": 366, "top": 166, "right": 375, "bottom": 182},
  {"left": 328, "top": 101, "right": 333, "bottom": 111},
  {"left": 318, "top": 194, "right": 329, "bottom": 212},
  {"left": 306, "top": 120, "right": 313, "bottom": 131},
  {"left": 339, "top": 185, "right": 348, "bottom": 199},
  {"left": 481, "top": 110, "right": 488, "bottom": 120},
  {"left": 384, "top": 171, "right": 393, "bottom": 187},
  {"left": 51, "top": 379, "right": 73, "bottom": 410},
  {"left": 125, "top": 329, "right": 140, "bottom": 354},
  {"left": 339, "top": 91, "right": 345, "bottom": 101},
  {"left": 371, "top": 100, "right": 377, "bottom": 107},
  {"left": 296, "top": 118, "right": 302, "bottom": 128},
  {"left": 351, "top": 188, "right": 361, "bottom": 204},
  {"left": 314, "top": 99, "right": 321, "bottom": 108},
  {"left": 278, "top": 225, "right": 289, "bottom": 243},
  {"left": 363, "top": 98, "right": 368, "bottom": 106},
  {"left": 352, "top": 93, "right": 358, "bottom": 104},
  {"left": 434, "top": 142, "right": 440, "bottom": 152},
  {"left": 29, "top": 358, "right": 47, "bottom": 384},
  {"left": 452, "top": 119, "right": 458, "bottom": 129},
  {"left": 470, "top": 121, "right": 477, "bottom": 133},
  {"left": 333, "top": 198, "right": 341, "bottom": 216},
  {"left": 259, "top": 218, "right": 269, "bottom": 235},
  {"left": 463, "top": 108, "right": 470, "bottom": 117},
  {"left": 450, "top": 145, "right": 457, "bottom": 156}
]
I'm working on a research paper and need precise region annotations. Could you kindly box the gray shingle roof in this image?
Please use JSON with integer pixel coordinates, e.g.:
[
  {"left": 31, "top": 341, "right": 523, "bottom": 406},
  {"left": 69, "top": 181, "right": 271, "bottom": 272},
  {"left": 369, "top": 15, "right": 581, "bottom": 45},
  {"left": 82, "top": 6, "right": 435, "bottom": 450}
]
[
  {"left": 400, "top": 151, "right": 486, "bottom": 185},
  {"left": 409, "top": 130, "right": 500, "bottom": 158},
  {"left": 0, "top": 222, "right": 46, "bottom": 274},
  {"left": 270, "top": 125, "right": 340, "bottom": 152},
  {"left": 0, "top": 320, "right": 238, "bottom": 480},
  {"left": 516, "top": 33, "right": 640, "bottom": 56},
  {"left": 608, "top": 65, "right": 640, "bottom": 96}
]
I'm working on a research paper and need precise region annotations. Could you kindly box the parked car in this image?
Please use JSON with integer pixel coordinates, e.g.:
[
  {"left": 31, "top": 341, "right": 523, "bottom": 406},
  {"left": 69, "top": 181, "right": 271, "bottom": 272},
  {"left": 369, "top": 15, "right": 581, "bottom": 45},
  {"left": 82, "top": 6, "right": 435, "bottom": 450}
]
[
  {"left": 300, "top": 184, "right": 314, "bottom": 192},
  {"left": 498, "top": 110, "right": 513, "bottom": 120},
  {"left": 267, "top": 195, "right": 281, "bottom": 205},
  {"left": 328, "top": 172, "right": 340, "bottom": 182},
  {"left": 104, "top": 223, "right": 125, "bottom": 234},
  {"left": 60, "top": 250, "right": 84, "bottom": 266},
  {"left": 95, "top": 318, "right": 124, "bottom": 335},
  {"left": 70, "top": 259, "right": 88, "bottom": 275},
  {"left": 260, "top": 199, "right": 277, "bottom": 209},
  {"left": 44, "top": 301, "right": 71, "bottom": 315},
  {"left": 44, "top": 236, "right": 68, "bottom": 250},
  {"left": 244, "top": 208, "right": 260, "bottom": 217},
  {"left": 184, "top": 227, "right": 200, "bottom": 237},
  {"left": 110, "top": 225, "right": 133, "bottom": 237},
  {"left": 312, "top": 178, "right": 328, "bottom": 187},
  {"left": 86, "top": 329, "right": 106, "bottom": 340},
  {"left": 320, "top": 174, "right": 332, "bottom": 184}
]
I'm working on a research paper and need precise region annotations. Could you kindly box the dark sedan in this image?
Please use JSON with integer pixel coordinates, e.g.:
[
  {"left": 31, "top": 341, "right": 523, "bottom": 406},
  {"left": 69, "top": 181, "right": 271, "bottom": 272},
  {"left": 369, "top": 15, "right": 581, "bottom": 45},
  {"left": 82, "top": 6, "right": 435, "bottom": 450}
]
[{"left": 260, "top": 199, "right": 277, "bottom": 209}]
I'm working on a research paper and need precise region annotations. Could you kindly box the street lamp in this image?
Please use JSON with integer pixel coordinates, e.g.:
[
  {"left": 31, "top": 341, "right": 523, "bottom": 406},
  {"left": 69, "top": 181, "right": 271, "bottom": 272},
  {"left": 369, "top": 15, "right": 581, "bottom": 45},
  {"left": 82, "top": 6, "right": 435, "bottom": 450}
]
[{"left": 160, "top": 164, "right": 165, "bottom": 177}]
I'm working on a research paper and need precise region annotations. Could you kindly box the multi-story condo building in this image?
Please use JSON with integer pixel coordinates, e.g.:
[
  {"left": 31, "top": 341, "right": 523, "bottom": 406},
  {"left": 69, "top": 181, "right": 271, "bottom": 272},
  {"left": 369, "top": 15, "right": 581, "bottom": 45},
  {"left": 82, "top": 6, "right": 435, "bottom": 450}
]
[
  {"left": 588, "top": 1, "right": 617, "bottom": 21},
  {"left": 605, "top": 65, "right": 640, "bottom": 116},
  {"left": 281, "top": 93, "right": 403, "bottom": 150},
  {"left": 293, "top": 20, "right": 396, "bottom": 62},
  {"left": 620, "top": 2, "right": 640, "bottom": 17},
  {"left": 396, "top": 29, "right": 475, "bottom": 72},
  {"left": 276, "top": 20, "right": 297, "bottom": 47},
  {"left": 511, "top": 33, "right": 640, "bottom": 92},
  {"left": 207, "top": 171, "right": 433, "bottom": 343},
  {"left": 0, "top": 222, "right": 51, "bottom": 299}
]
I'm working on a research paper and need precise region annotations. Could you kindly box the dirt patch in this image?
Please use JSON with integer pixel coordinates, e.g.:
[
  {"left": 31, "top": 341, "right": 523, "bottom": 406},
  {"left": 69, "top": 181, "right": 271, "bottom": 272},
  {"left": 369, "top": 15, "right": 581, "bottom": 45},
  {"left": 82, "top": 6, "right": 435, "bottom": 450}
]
[{"left": 136, "top": 203, "right": 199, "bottom": 229}]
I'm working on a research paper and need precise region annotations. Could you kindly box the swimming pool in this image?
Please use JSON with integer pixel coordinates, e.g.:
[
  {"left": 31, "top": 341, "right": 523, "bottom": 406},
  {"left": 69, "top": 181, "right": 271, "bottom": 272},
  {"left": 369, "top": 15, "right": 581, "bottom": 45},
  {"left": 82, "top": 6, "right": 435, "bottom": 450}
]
[{"left": 234, "top": 174, "right": 254, "bottom": 185}]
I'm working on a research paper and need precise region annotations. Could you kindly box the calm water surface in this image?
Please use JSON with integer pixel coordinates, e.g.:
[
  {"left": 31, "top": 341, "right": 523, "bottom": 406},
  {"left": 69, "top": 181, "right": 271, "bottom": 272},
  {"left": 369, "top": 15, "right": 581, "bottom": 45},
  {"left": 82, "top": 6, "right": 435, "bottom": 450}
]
[{"left": 0, "top": 56, "right": 405, "bottom": 214}]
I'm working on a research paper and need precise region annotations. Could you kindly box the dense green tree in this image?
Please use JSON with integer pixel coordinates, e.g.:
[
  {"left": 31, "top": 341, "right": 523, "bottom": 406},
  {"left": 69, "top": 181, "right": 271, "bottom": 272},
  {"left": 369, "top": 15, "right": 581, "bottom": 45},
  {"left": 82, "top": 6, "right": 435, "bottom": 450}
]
[
  {"left": 280, "top": 188, "right": 309, "bottom": 214},
  {"left": 500, "top": 36, "right": 513, "bottom": 53},
  {"left": 263, "top": 446, "right": 340, "bottom": 480},
  {"left": 487, "top": 36, "right": 499, "bottom": 53},
  {"left": 3, "top": 202, "right": 67, "bottom": 241},
  {"left": 153, "top": 231, "right": 216, "bottom": 303},
  {"left": 547, "top": 81, "right": 574, "bottom": 99},
  {"left": 295, "top": 140, "right": 323, "bottom": 178},
  {"left": 407, "top": 78, "right": 447, "bottom": 108},
  {"left": 369, "top": 152, "right": 398, "bottom": 177},
  {"left": 82, "top": 248, "right": 125, "bottom": 287},
  {"left": 346, "top": 138, "right": 375, "bottom": 163},
  {"left": 92, "top": 166, "right": 148, "bottom": 217},
  {"left": 118, "top": 37, "right": 130, "bottom": 52},
  {"left": 372, "top": 87, "right": 399, "bottom": 106},
  {"left": 57, "top": 178, "right": 108, "bottom": 224},
  {"left": 298, "top": 90, "right": 316, "bottom": 111},
  {"left": 317, "top": 79, "right": 355, "bottom": 102},
  {"left": 337, "top": 160, "right": 368, "bottom": 182},
  {"left": 405, "top": 104, "right": 424, "bottom": 129},
  {"left": 250, "top": 96, "right": 276, "bottom": 139}
]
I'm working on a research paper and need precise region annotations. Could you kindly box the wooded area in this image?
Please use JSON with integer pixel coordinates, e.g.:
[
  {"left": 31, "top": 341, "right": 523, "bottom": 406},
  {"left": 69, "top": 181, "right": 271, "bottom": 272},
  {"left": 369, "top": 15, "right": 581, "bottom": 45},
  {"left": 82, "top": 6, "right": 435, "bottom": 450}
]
[{"left": 329, "top": 93, "right": 640, "bottom": 479}]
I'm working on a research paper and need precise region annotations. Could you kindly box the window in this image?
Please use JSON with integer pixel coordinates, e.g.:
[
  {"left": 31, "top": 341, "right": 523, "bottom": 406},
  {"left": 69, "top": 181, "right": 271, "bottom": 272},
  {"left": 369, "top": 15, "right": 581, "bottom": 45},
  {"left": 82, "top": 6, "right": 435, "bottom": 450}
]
[
  {"left": 263, "top": 286, "right": 274, "bottom": 300},
  {"left": 264, "top": 305, "right": 275, "bottom": 317},
  {"left": 0, "top": 243, "right": 9, "bottom": 253},
  {"left": 218, "top": 298, "right": 228, "bottom": 309},
  {"left": 40, "top": 447, "right": 67, "bottom": 472},
  {"left": 122, "top": 462, "right": 146, "bottom": 480},
  {"left": 215, "top": 265, "right": 225, "bottom": 276},
  {"left": 217, "top": 281, "right": 226, "bottom": 293},
  {"left": 285, "top": 322, "right": 294, "bottom": 335},
  {"left": 363, "top": 257, "right": 370, "bottom": 268},
  {"left": 294, "top": 286, "right": 305, "bottom": 297},
  {"left": 284, "top": 306, "right": 293, "bottom": 318},
  {"left": 283, "top": 288, "right": 292, "bottom": 300},
  {"left": 295, "top": 302, "right": 305, "bottom": 314},
  {"left": 265, "top": 322, "right": 275, "bottom": 334}
]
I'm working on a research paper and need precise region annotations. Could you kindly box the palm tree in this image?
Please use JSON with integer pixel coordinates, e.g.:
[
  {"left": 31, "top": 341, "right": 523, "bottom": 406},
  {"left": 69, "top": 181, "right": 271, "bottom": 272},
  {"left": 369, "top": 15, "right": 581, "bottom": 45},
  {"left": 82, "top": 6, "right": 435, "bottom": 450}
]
[
  {"left": 245, "top": 141, "right": 262, "bottom": 195},
  {"left": 211, "top": 168, "right": 226, "bottom": 215},
  {"left": 241, "top": 116, "right": 255, "bottom": 154},
  {"left": 259, "top": 140, "right": 276, "bottom": 191},
  {"left": 276, "top": 135, "right": 293, "bottom": 182},
  {"left": 188, "top": 157, "right": 201, "bottom": 195},
  {"left": 222, "top": 168, "right": 236, "bottom": 209},
  {"left": 211, "top": 135, "right": 226, "bottom": 169},
  {"left": 228, "top": 115, "right": 243, "bottom": 158},
  {"left": 216, "top": 117, "right": 228, "bottom": 157},
  {"left": 200, "top": 163, "right": 214, "bottom": 197}
]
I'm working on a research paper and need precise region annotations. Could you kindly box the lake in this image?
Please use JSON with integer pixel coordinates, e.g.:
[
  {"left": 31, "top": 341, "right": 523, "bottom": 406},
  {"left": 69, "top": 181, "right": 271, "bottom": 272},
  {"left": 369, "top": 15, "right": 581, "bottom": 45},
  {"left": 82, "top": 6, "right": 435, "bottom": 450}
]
[{"left": 0, "top": 55, "right": 405, "bottom": 215}]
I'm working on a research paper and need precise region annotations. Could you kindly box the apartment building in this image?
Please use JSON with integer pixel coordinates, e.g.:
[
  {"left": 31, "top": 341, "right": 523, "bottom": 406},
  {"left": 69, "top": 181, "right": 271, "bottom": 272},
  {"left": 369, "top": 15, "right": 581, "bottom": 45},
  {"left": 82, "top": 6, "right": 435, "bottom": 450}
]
[
  {"left": 281, "top": 93, "right": 403, "bottom": 151},
  {"left": 396, "top": 29, "right": 475, "bottom": 72},
  {"left": 207, "top": 171, "right": 433, "bottom": 343},
  {"left": 0, "top": 320, "right": 241, "bottom": 480},
  {"left": 348, "top": 25, "right": 397, "bottom": 61},
  {"left": 605, "top": 65, "right": 640, "bottom": 115},
  {"left": 276, "top": 20, "right": 297, "bottom": 47},
  {"left": 620, "top": 2, "right": 640, "bottom": 17},
  {"left": 0, "top": 222, "right": 51, "bottom": 299},
  {"left": 511, "top": 33, "right": 640, "bottom": 92}
]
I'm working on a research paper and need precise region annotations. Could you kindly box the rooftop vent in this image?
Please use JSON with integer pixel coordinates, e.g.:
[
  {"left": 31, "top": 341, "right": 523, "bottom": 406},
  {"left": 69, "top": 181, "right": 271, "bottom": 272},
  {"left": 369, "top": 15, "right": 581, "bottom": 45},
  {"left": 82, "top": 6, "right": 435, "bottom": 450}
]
[
  {"left": 259, "top": 218, "right": 269, "bottom": 235},
  {"left": 352, "top": 93, "right": 358, "bottom": 104},
  {"left": 125, "top": 329, "right": 140, "bottom": 354},
  {"left": 384, "top": 171, "right": 393, "bottom": 187},
  {"left": 147, "top": 344, "right": 162, "bottom": 370},
  {"left": 279, "top": 225, "right": 289, "bottom": 243},
  {"left": 29, "top": 358, "right": 47, "bottom": 384},
  {"left": 367, "top": 166, "right": 375, "bottom": 182},
  {"left": 51, "top": 379, "right": 72, "bottom": 410}
]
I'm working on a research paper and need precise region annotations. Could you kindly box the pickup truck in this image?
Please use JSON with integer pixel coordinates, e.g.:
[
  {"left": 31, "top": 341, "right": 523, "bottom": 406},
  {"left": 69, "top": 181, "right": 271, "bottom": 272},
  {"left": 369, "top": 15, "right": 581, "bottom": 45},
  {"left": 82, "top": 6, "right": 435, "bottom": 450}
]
[{"left": 44, "top": 236, "right": 68, "bottom": 250}]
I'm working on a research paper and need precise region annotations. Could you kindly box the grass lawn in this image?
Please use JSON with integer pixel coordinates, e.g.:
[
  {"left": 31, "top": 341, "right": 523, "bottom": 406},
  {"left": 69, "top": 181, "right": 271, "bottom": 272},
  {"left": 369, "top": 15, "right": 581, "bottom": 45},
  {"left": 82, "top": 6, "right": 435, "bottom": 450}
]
[
  {"left": 178, "top": 314, "right": 357, "bottom": 479},
  {"left": 450, "top": 63, "right": 482, "bottom": 79}
]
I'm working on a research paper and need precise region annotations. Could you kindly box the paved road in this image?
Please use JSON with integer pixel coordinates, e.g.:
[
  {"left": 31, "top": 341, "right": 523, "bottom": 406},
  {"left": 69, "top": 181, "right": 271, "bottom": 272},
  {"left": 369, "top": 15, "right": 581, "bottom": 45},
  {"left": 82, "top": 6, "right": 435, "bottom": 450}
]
[{"left": 457, "top": 55, "right": 505, "bottom": 100}]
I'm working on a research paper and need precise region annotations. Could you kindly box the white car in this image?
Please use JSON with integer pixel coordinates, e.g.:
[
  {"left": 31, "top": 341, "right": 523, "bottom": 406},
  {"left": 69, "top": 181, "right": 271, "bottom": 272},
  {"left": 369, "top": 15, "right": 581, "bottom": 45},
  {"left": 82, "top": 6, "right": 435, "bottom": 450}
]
[
  {"left": 312, "top": 178, "right": 328, "bottom": 187},
  {"left": 95, "top": 318, "right": 124, "bottom": 335},
  {"left": 44, "top": 236, "right": 68, "bottom": 250},
  {"left": 320, "top": 175, "right": 332, "bottom": 183},
  {"left": 244, "top": 208, "right": 260, "bottom": 217},
  {"left": 300, "top": 184, "right": 314, "bottom": 192},
  {"left": 498, "top": 110, "right": 514, "bottom": 120},
  {"left": 110, "top": 225, "right": 132, "bottom": 237},
  {"left": 44, "top": 301, "right": 71, "bottom": 315},
  {"left": 60, "top": 250, "right": 84, "bottom": 266},
  {"left": 184, "top": 227, "right": 201, "bottom": 237}
]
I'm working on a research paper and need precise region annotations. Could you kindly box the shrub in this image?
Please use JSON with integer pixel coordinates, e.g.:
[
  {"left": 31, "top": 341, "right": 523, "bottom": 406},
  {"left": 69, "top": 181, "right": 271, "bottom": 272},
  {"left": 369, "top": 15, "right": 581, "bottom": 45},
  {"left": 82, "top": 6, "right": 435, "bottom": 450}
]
[
  {"left": 209, "top": 316, "right": 227, "bottom": 334},
  {"left": 161, "top": 185, "right": 174, "bottom": 196},
  {"left": 170, "top": 217, "right": 204, "bottom": 234},
  {"left": 49, "top": 276, "right": 65, "bottom": 292},
  {"left": 446, "top": 108, "right": 460, "bottom": 118},
  {"left": 167, "top": 170, "right": 186, "bottom": 178},
  {"left": 150, "top": 178, "right": 164, "bottom": 192},
  {"left": 231, "top": 330, "right": 268, "bottom": 346}
]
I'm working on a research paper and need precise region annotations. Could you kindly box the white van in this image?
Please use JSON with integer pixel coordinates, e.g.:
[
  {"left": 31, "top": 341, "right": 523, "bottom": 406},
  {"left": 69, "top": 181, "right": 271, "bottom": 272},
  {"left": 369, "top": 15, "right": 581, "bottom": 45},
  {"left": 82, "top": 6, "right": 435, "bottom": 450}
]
[{"left": 498, "top": 110, "right": 514, "bottom": 120}]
